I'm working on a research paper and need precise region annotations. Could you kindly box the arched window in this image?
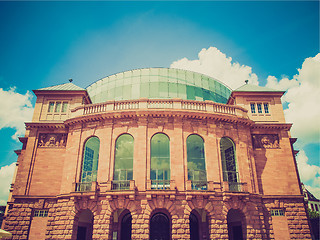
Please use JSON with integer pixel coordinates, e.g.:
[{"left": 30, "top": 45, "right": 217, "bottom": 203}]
[
  {"left": 113, "top": 134, "right": 134, "bottom": 190},
  {"left": 150, "top": 133, "right": 170, "bottom": 189},
  {"left": 187, "top": 134, "right": 207, "bottom": 190},
  {"left": 220, "top": 137, "right": 239, "bottom": 191},
  {"left": 78, "top": 137, "right": 100, "bottom": 191}
]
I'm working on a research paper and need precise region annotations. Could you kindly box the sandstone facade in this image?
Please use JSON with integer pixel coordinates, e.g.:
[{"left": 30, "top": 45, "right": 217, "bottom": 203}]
[{"left": 2, "top": 68, "right": 312, "bottom": 240}]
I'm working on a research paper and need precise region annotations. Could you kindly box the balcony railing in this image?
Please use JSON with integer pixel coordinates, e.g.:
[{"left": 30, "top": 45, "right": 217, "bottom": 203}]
[
  {"left": 112, "top": 180, "right": 131, "bottom": 190},
  {"left": 188, "top": 169, "right": 208, "bottom": 190},
  {"left": 151, "top": 180, "right": 171, "bottom": 190},
  {"left": 75, "top": 182, "right": 92, "bottom": 192},
  {"left": 191, "top": 180, "right": 208, "bottom": 190},
  {"left": 70, "top": 98, "right": 248, "bottom": 119},
  {"left": 222, "top": 171, "right": 247, "bottom": 192}
]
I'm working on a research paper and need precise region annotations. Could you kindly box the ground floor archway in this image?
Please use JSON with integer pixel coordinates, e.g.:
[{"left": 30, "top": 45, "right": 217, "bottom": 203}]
[
  {"left": 227, "top": 209, "right": 246, "bottom": 240},
  {"left": 76, "top": 209, "right": 93, "bottom": 240},
  {"left": 150, "top": 212, "right": 170, "bottom": 240}
]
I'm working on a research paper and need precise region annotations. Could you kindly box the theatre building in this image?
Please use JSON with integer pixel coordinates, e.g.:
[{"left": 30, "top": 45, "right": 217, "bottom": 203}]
[{"left": 2, "top": 68, "right": 312, "bottom": 240}]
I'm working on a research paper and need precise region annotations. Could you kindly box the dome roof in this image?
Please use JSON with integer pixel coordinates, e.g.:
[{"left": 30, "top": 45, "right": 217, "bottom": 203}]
[{"left": 86, "top": 68, "right": 232, "bottom": 104}]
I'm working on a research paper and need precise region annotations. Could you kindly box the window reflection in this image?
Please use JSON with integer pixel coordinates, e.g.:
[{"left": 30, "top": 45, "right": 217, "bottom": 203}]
[
  {"left": 187, "top": 134, "right": 207, "bottom": 190},
  {"left": 113, "top": 134, "right": 134, "bottom": 190},
  {"left": 150, "top": 133, "right": 170, "bottom": 189},
  {"left": 78, "top": 137, "right": 100, "bottom": 191}
]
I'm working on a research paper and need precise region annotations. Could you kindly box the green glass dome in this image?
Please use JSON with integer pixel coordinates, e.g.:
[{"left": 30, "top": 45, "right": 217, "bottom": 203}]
[{"left": 86, "top": 68, "right": 232, "bottom": 104}]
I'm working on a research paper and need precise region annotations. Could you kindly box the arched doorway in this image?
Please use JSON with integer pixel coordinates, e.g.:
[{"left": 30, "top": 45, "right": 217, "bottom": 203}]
[
  {"left": 76, "top": 209, "right": 93, "bottom": 240},
  {"left": 189, "top": 212, "right": 199, "bottom": 240},
  {"left": 120, "top": 212, "right": 132, "bottom": 240},
  {"left": 227, "top": 209, "right": 246, "bottom": 240},
  {"left": 150, "top": 212, "right": 170, "bottom": 240}
]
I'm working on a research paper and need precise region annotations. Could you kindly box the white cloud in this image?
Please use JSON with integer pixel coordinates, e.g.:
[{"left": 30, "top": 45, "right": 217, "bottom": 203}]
[
  {"left": 171, "top": 49, "right": 320, "bottom": 199},
  {"left": 296, "top": 150, "right": 320, "bottom": 183},
  {"left": 266, "top": 54, "right": 320, "bottom": 145},
  {"left": 170, "top": 47, "right": 259, "bottom": 90},
  {"left": 0, "top": 163, "right": 15, "bottom": 205},
  {"left": 0, "top": 87, "right": 34, "bottom": 140}
]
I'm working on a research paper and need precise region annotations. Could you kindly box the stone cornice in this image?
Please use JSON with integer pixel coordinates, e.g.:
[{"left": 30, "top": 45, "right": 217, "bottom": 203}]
[
  {"left": 64, "top": 109, "right": 254, "bottom": 127},
  {"left": 252, "top": 122, "right": 292, "bottom": 130},
  {"left": 25, "top": 122, "right": 67, "bottom": 130}
]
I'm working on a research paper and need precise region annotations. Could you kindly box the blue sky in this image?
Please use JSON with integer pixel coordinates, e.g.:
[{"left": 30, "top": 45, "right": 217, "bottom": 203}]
[{"left": 0, "top": 1, "right": 319, "bottom": 202}]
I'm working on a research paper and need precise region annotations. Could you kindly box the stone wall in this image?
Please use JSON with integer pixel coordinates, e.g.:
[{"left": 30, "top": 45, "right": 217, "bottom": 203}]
[{"left": 3, "top": 194, "right": 312, "bottom": 240}]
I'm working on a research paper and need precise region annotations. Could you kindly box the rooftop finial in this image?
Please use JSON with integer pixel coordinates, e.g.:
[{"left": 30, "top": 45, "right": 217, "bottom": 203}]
[
  {"left": 245, "top": 80, "right": 249, "bottom": 84},
  {"left": 69, "top": 79, "right": 73, "bottom": 83}
]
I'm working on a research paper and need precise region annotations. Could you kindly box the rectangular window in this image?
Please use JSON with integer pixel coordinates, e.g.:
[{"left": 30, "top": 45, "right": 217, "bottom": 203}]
[
  {"left": 250, "top": 103, "right": 256, "bottom": 113},
  {"left": 311, "top": 204, "right": 314, "bottom": 211},
  {"left": 271, "top": 209, "right": 284, "bottom": 216},
  {"left": 34, "top": 210, "right": 48, "bottom": 217},
  {"left": 264, "top": 103, "right": 269, "bottom": 113},
  {"left": 315, "top": 204, "right": 319, "bottom": 211},
  {"left": 55, "top": 102, "right": 61, "bottom": 112},
  {"left": 61, "top": 102, "right": 68, "bottom": 112},
  {"left": 257, "top": 103, "right": 262, "bottom": 113},
  {"left": 48, "top": 102, "right": 55, "bottom": 112}
]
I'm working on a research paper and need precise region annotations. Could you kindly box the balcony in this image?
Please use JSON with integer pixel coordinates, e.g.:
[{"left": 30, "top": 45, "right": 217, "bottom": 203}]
[
  {"left": 112, "top": 180, "right": 131, "bottom": 190},
  {"left": 70, "top": 98, "right": 249, "bottom": 119},
  {"left": 188, "top": 169, "right": 208, "bottom": 190},
  {"left": 222, "top": 171, "right": 247, "bottom": 192},
  {"left": 75, "top": 182, "right": 97, "bottom": 192}
]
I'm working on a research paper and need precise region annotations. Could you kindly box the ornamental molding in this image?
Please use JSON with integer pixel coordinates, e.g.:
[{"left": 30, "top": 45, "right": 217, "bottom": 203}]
[
  {"left": 252, "top": 134, "right": 280, "bottom": 149},
  {"left": 38, "top": 133, "right": 68, "bottom": 148}
]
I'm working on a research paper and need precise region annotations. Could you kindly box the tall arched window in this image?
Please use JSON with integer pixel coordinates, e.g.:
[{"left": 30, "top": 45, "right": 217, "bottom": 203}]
[
  {"left": 187, "top": 134, "right": 207, "bottom": 190},
  {"left": 220, "top": 137, "right": 239, "bottom": 191},
  {"left": 113, "top": 134, "right": 134, "bottom": 190},
  {"left": 150, "top": 133, "right": 170, "bottom": 189},
  {"left": 78, "top": 136, "right": 100, "bottom": 191}
]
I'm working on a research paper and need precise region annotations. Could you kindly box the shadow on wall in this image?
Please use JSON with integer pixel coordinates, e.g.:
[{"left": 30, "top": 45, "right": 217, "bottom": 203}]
[{"left": 254, "top": 149, "right": 267, "bottom": 195}]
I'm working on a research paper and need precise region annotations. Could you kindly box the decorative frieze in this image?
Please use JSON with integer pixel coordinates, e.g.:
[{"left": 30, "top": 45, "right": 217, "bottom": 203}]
[
  {"left": 252, "top": 134, "right": 280, "bottom": 149},
  {"left": 38, "top": 133, "right": 67, "bottom": 147}
]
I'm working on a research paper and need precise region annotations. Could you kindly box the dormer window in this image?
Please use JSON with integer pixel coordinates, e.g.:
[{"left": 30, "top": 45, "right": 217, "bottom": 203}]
[
  {"left": 250, "top": 103, "right": 256, "bottom": 113},
  {"left": 257, "top": 103, "right": 263, "bottom": 113},
  {"left": 48, "top": 101, "right": 68, "bottom": 113},
  {"left": 47, "top": 101, "right": 69, "bottom": 120},
  {"left": 250, "top": 102, "right": 270, "bottom": 115},
  {"left": 264, "top": 103, "right": 269, "bottom": 113}
]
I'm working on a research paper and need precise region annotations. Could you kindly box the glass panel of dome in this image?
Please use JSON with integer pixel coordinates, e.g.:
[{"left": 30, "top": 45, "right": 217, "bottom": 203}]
[
  {"left": 132, "top": 69, "right": 140, "bottom": 77},
  {"left": 202, "top": 77, "right": 209, "bottom": 89},
  {"left": 115, "top": 86, "right": 122, "bottom": 100},
  {"left": 159, "top": 82, "right": 168, "bottom": 98},
  {"left": 168, "top": 69, "right": 177, "bottom": 79},
  {"left": 150, "top": 75, "right": 158, "bottom": 82},
  {"left": 108, "top": 88, "right": 115, "bottom": 99},
  {"left": 141, "top": 75, "right": 149, "bottom": 83},
  {"left": 124, "top": 71, "right": 132, "bottom": 78},
  {"left": 177, "top": 84, "right": 186, "bottom": 99},
  {"left": 123, "top": 85, "right": 132, "bottom": 99},
  {"left": 150, "top": 68, "right": 159, "bottom": 76},
  {"left": 141, "top": 68, "right": 149, "bottom": 76},
  {"left": 158, "top": 68, "right": 167, "bottom": 76},
  {"left": 186, "top": 71, "right": 194, "bottom": 84},
  {"left": 186, "top": 85, "right": 195, "bottom": 100},
  {"left": 195, "top": 74, "right": 202, "bottom": 87},
  {"left": 169, "top": 82, "right": 178, "bottom": 98},
  {"left": 140, "top": 83, "right": 149, "bottom": 98},
  {"left": 195, "top": 87, "right": 203, "bottom": 100},
  {"left": 131, "top": 76, "right": 140, "bottom": 84},
  {"left": 150, "top": 82, "right": 159, "bottom": 98},
  {"left": 115, "top": 76, "right": 124, "bottom": 87},
  {"left": 132, "top": 84, "right": 140, "bottom": 99},
  {"left": 177, "top": 70, "right": 185, "bottom": 81}
]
